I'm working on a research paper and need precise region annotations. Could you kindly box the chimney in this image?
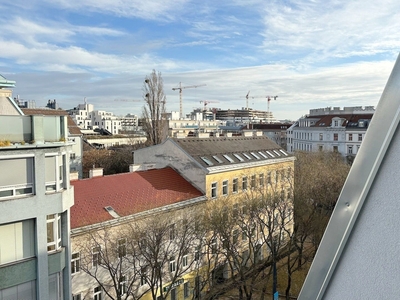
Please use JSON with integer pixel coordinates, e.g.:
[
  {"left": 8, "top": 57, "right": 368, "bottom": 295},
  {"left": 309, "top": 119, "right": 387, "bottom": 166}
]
[
  {"left": 89, "top": 168, "right": 103, "bottom": 178},
  {"left": 129, "top": 164, "right": 141, "bottom": 172},
  {"left": 70, "top": 171, "right": 79, "bottom": 181}
]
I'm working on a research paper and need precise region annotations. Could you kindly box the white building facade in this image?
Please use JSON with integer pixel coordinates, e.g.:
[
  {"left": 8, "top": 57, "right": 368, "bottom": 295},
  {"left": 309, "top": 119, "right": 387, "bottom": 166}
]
[
  {"left": 68, "top": 102, "right": 138, "bottom": 135},
  {"left": 287, "top": 106, "right": 375, "bottom": 158}
]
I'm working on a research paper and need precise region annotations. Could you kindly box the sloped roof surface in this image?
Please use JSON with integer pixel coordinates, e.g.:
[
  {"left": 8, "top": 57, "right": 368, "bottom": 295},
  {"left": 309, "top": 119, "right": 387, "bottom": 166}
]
[
  {"left": 70, "top": 167, "right": 203, "bottom": 229},
  {"left": 22, "top": 108, "right": 82, "bottom": 135},
  {"left": 171, "top": 136, "right": 290, "bottom": 168},
  {"left": 309, "top": 114, "right": 373, "bottom": 128}
]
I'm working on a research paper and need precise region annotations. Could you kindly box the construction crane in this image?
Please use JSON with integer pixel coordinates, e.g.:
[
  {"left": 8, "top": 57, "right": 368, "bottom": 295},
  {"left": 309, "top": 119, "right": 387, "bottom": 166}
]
[
  {"left": 172, "top": 82, "right": 206, "bottom": 119},
  {"left": 200, "top": 100, "right": 219, "bottom": 111},
  {"left": 245, "top": 92, "right": 278, "bottom": 114}
]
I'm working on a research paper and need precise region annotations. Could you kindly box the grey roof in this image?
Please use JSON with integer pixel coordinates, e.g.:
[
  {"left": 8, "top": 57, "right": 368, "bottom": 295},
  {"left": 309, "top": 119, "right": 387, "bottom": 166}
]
[{"left": 171, "top": 136, "right": 290, "bottom": 168}]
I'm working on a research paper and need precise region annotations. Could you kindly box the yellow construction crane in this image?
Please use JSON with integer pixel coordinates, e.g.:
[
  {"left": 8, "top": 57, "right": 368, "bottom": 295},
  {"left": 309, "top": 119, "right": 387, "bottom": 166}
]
[{"left": 172, "top": 82, "right": 206, "bottom": 119}]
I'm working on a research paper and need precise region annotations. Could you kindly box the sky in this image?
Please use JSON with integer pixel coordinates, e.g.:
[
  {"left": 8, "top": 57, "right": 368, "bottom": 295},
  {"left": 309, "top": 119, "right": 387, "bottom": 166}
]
[{"left": 1, "top": 0, "right": 399, "bottom": 121}]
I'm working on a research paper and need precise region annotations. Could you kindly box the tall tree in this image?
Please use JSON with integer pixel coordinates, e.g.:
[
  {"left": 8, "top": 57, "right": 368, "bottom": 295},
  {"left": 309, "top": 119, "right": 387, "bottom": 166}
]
[{"left": 142, "top": 70, "right": 167, "bottom": 145}]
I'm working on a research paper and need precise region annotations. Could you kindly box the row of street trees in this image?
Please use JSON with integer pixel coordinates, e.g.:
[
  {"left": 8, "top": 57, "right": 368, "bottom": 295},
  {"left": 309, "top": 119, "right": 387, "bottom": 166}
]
[{"left": 73, "top": 150, "right": 350, "bottom": 300}]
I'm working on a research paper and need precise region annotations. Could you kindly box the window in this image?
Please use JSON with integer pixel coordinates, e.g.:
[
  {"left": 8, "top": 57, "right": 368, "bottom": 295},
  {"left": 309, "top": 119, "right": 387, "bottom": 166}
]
[
  {"left": 0, "top": 220, "right": 35, "bottom": 265},
  {"left": 259, "top": 173, "right": 264, "bottom": 187},
  {"left": 233, "top": 229, "right": 239, "bottom": 244},
  {"left": 45, "top": 155, "right": 65, "bottom": 192},
  {"left": 211, "top": 182, "right": 217, "bottom": 198},
  {"left": 233, "top": 153, "right": 244, "bottom": 162},
  {"left": 333, "top": 146, "right": 338, "bottom": 153},
  {"left": 267, "top": 172, "right": 271, "bottom": 185},
  {"left": 118, "top": 239, "right": 126, "bottom": 258},
  {"left": 258, "top": 151, "right": 268, "bottom": 158},
  {"left": 242, "top": 177, "right": 248, "bottom": 191},
  {"left": 194, "top": 246, "right": 201, "bottom": 261},
  {"left": 169, "top": 257, "right": 176, "bottom": 272},
  {"left": 319, "top": 145, "right": 323, "bottom": 151},
  {"left": 93, "top": 286, "right": 102, "bottom": 300},
  {"left": 222, "top": 180, "right": 228, "bottom": 196},
  {"left": 184, "top": 282, "right": 190, "bottom": 298},
  {"left": 334, "top": 120, "right": 338, "bottom": 126},
  {"left": 333, "top": 133, "right": 338, "bottom": 141},
  {"left": 47, "top": 214, "right": 61, "bottom": 252},
  {"left": 0, "top": 157, "right": 34, "bottom": 199},
  {"left": 171, "top": 288, "right": 177, "bottom": 300},
  {"left": 119, "top": 275, "right": 126, "bottom": 296},
  {"left": 250, "top": 152, "right": 260, "bottom": 159},
  {"left": 70, "top": 153, "right": 76, "bottom": 160},
  {"left": 242, "top": 153, "right": 252, "bottom": 160},
  {"left": 169, "top": 224, "right": 175, "bottom": 240},
  {"left": 92, "top": 246, "right": 101, "bottom": 267},
  {"left": 348, "top": 133, "right": 353, "bottom": 141},
  {"left": 72, "top": 294, "right": 81, "bottom": 300},
  {"left": 140, "top": 266, "right": 147, "bottom": 286},
  {"left": 348, "top": 145, "right": 353, "bottom": 154},
  {"left": 222, "top": 154, "right": 234, "bottom": 163},
  {"left": 319, "top": 133, "right": 323, "bottom": 141},
  {"left": 183, "top": 252, "right": 189, "bottom": 267},
  {"left": 251, "top": 175, "right": 256, "bottom": 189},
  {"left": 211, "top": 238, "right": 217, "bottom": 254},
  {"left": 232, "top": 178, "right": 238, "bottom": 193},
  {"left": 212, "top": 155, "right": 223, "bottom": 163},
  {"left": 200, "top": 156, "right": 214, "bottom": 166},
  {"left": 71, "top": 252, "right": 80, "bottom": 274},
  {"left": 233, "top": 203, "right": 239, "bottom": 218},
  {"left": 358, "top": 134, "right": 362, "bottom": 141}
]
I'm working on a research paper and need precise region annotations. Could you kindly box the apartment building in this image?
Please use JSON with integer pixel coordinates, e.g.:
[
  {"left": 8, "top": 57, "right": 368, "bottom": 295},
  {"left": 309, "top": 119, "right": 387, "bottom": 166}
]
[
  {"left": 287, "top": 106, "right": 374, "bottom": 157},
  {"left": 70, "top": 167, "right": 206, "bottom": 300},
  {"left": 67, "top": 102, "right": 138, "bottom": 135},
  {"left": 22, "top": 108, "right": 84, "bottom": 179},
  {"left": 133, "top": 135, "right": 295, "bottom": 197},
  {"left": 0, "top": 114, "right": 74, "bottom": 299}
]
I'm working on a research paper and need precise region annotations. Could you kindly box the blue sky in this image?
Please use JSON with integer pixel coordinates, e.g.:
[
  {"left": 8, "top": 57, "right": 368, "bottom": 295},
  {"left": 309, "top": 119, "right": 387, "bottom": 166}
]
[{"left": 1, "top": 0, "right": 399, "bottom": 120}]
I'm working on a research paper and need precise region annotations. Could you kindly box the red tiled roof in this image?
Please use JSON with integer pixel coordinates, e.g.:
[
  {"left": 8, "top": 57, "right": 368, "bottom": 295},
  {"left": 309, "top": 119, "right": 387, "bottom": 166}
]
[{"left": 70, "top": 167, "right": 203, "bottom": 229}]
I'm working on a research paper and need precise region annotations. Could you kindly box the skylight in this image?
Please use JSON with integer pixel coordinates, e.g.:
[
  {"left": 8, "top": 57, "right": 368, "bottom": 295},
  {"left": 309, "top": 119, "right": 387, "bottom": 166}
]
[
  {"left": 250, "top": 152, "right": 260, "bottom": 159},
  {"left": 233, "top": 153, "right": 244, "bottom": 162},
  {"left": 104, "top": 206, "right": 120, "bottom": 218},
  {"left": 223, "top": 154, "right": 235, "bottom": 163},
  {"left": 266, "top": 151, "right": 275, "bottom": 157},
  {"left": 258, "top": 151, "right": 268, "bottom": 158},
  {"left": 213, "top": 155, "right": 224, "bottom": 163},
  {"left": 200, "top": 156, "right": 214, "bottom": 166},
  {"left": 242, "top": 153, "right": 252, "bottom": 160},
  {"left": 279, "top": 149, "right": 289, "bottom": 156},
  {"left": 273, "top": 150, "right": 281, "bottom": 156}
]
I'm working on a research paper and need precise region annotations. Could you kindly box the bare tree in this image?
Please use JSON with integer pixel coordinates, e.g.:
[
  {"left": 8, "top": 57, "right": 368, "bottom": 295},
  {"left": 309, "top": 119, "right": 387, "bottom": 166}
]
[{"left": 142, "top": 70, "right": 167, "bottom": 145}]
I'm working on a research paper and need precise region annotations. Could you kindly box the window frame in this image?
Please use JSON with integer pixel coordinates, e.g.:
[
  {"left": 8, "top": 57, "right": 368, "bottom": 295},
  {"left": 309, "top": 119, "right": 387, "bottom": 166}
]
[
  {"left": 242, "top": 176, "right": 248, "bottom": 191},
  {"left": 232, "top": 178, "right": 238, "bottom": 193},
  {"left": 169, "top": 257, "right": 176, "bottom": 273},
  {"left": 71, "top": 252, "right": 80, "bottom": 274},
  {"left": 92, "top": 246, "right": 101, "bottom": 268},
  {"left": 93, "top": 286, "right": 102, "bottom": 300},
  {"left": 222, "top": 180, "right": 228, "bottom": 196},
  {"left": 211, "top": 182, "right": 217, "bottom": 199},
  {"left": 47, "top": 213, "right": 61, "bottom": 252},
  {"left": 117, "top": 238, "right": 127, "bottom": 258}
]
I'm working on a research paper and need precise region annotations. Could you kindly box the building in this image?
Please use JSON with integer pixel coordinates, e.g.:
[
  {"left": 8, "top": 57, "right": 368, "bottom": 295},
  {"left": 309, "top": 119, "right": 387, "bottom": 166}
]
[
  {"left": 245, "top": 122, "right": 293, "bottom": 149},
  {"left": 0, "top": 113, "right": 74, "bottom": 299},
  {"left": 67, "top": 101, "right": 138, "bottom": 135},
  {"left": 214, "top": 108, "right": 278, "bottom": 124},
  {"left": 133, "top": 135, "right": 295, "bottom": 198},
  {"left": 298, "top": 53, "right": 400, "bottom": 299},
  {"left": 287, "top": 106, "right": 375, "bottom": 158},
  {"left": 70, "top": 167, "right": 206, "bottom": 300},
  {"left": 22, "top": 108, "right": 84, "bottom": 179}
]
